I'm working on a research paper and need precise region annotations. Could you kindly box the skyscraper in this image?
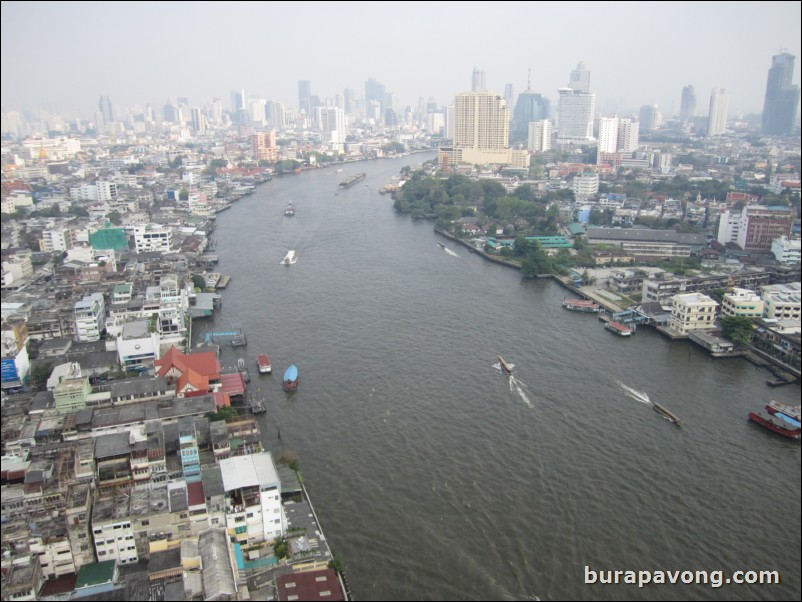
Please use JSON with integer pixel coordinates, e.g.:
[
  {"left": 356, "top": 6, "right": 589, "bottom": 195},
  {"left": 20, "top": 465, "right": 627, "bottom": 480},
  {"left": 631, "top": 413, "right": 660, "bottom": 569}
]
[
  {"left": 639, "top": 105, "right": 661, "bottom": 132},
  {"left": 365, "top": 78, "right": 388, "bottom": 116},
  {"left": 98, "top": 96, "right": 114, "bottom": 125},
  {"left": 707, "top": 88, "right": 729, "bottom": 136},
  {"left": 568, "top": 62, "right": 590, "bottom": 93},
  {"left": 511, "top": 92, "right": 550, "bottom": 141},
  {"left": 298, "top": 80, "right": 311, "bottom": 116},
  {"left": 557, "top": 88, "right": 595, "bottom": 144},
  {"left": 679, "top": 85, "right": 696, "bottom": 123},
  {"left": 761, "top": 52, "right": 800, "bottom": 135},
  {"left": 231, "top": 89, "right": 246, "bottom": 124},
  {"left": 472, "top": 68, "right": 486, "bottom": 92}
]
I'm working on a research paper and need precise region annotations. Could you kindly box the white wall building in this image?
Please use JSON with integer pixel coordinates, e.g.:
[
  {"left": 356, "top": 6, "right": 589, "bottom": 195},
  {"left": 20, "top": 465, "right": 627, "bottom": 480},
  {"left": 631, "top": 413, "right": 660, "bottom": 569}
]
[
  {"left": 669, "top": 293, "right": 718, "bottom": 335},
  {"left": 760, "top": 283, "right": 801, "bottom": 321},
  {"left": 74, "top": 293, "right": 106, "bottom": 342},
  {"left": 707, "top": 88, "right": 729, "bottom": 136},
  {"left": 771, "top": 236, "right": 801, "bottom": 264},
  {"left": 597, "top": 117, "right": 619, "bottom": 153},
  {"left": 556, "top": 88, "right": 595, "bottom": 144},
  {"left": 572, "top": 173, "right": 599, "bottom": 200},
  {"left": 527, "top": 119, "right": 552, "bottom": 152},
  {"left": 220, "top": 453, "right": 286, "bottom": 546},
  {"left": 133, "top": 224, "right": 172, "bottom": 254},
  {"left": 721, "top": 288, "right": 765, "bottom": 318},
  {"left": 617, "top": 118, "right": 640, "bottom": 152}
]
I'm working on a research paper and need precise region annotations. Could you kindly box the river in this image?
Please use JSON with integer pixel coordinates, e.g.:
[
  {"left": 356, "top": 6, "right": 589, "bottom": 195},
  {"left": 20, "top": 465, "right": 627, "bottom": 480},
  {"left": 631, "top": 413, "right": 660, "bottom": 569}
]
[{"left": 200, "top": 153, "right": 801, "bottom": 601}]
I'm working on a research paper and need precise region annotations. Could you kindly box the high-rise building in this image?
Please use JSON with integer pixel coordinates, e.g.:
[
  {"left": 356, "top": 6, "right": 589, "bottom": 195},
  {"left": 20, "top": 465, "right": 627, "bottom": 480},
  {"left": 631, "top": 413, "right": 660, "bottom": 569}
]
[
  {"left": 504, "top": 84, "right": 515, "bottom": 117},
  {"left": 231, "top": 89, "right": 246, "bottom": 124},
  {"left": 617, "top": 118, "right": 639, "bottom": 152},
  {"left": 472, "top": 68, "right": 487, "bottom": 92},
  {"left": 707, "top": 88, "right": 729, "bottom": 136},
  {"left": 527, "top": 120, "right": 552, "bottom": 152},
  {"left": 761, "top": 52, "right": 800, "bottom": 135},
  {"left": 98, "top": 96, "right": 113, "bottom": 126},
  {"left": 680, "top": 85, "right": 696, "bottom": 123},
  {"left": 252, "top": 131, "right": 277, "bottom": 162},
  {"left": 639, "top": 105, "right": 661, "bottom": 132},
  {"left": 190, "top": 107, "right": 205, "bottom": 135},
  {"left": 343, "top": 88, "right": 355, "bottom": 114},
  {"left": 318, "top": 107, "right": 348, "bottom": 143},
  {"left": 365, "top": 78, "right": 387, "bottom": 112},
  {"left": 298, "top": 80, "right": 311, "bottom": 116},
  {"left": 439, "top": 91, "right": 528, "bottom": 168},
  {"left": 511, "top": 92, "right": 550, "bottom": 141},
  {"left": 597, "top": 117, "right": 619, "bottom": 154},
  {"left": 568, "top": 62, "right": 590, "bottom": 93},
  {"left": 556, "top": 88, "right": 595, "bottom": 144}
]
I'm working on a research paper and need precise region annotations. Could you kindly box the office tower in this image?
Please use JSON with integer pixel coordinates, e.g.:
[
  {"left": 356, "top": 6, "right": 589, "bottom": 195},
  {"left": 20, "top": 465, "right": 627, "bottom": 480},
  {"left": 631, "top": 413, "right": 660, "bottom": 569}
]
[
  {"left": 762, "top": 52, "right": 800, "bottom": 135},
  {"left": 639, "top": 105, "right": 661, "bottom": 132},
  {"left": 472, "top": 67, "right": 487, "bottom": 92},
  {"left": 527, "top": 119, "right": 552, "bottom": 152},
  {"left": 365, "top": 78, "right": 388, "bottom": 117},
  {"left": 569, "top": 62, "right": 590, "bottom": 93},
  {"left": 231, "top": 89, "right": 246, "bottom": 124},
  {"left": 707, "top": 88, "right": 729, "bottom": 136},
  {"left": 511, "top": 92, "right": 551, "bottom": 141},
  {"left": 504, "top": 84, "right": 515, "bottom": 116},
  {"left": 556, "top": 88, "right": 595, "bottom": 144},
  {"left": 679, "top": 85, "right": 696, "bottom": 123},
  {"left": 98, "top": 96, "right": 113, "bottom": 125},
  {"left": 298, "top": 80, "right": 311, "bottom": 116},
  {"left": 190, "top": 107, "right": 205, "bottom": 135},
  {"left": 210, "top": 98, "right": 223, "bottom": 124},
  {"left": 343, "top": 88, "right": 355, "bottom": 114}
]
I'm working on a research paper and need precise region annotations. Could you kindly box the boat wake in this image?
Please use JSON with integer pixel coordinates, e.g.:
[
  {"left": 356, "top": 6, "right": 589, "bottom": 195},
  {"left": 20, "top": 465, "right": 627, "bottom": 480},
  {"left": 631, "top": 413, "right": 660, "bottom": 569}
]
[
  {"left": 494, "top": 362, "right": 515, "bottom": 373},
  {"left": 444, "top": 247, "right": 459, "bottom": 257},
  {"left": 616, "top": 380, "right": 651, "bottom": 405},
  {"left": 509, "top": 375, "right": 533, "bottom": 408}
]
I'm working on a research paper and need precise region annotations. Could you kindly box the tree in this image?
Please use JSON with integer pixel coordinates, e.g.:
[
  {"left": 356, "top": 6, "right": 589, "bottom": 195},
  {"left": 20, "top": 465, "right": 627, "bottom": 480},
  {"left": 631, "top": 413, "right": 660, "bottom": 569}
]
[
  {"left": 205, "top": 406, "right": 239, "bottom": 422},
  {"left": 107, "top": 210, "right": 122, "bottom": 226},
  {"left": 719, "top": 315, "right": 755, "bottom": 347},
  {"left": 192, "top": 274, "right": 207, "bottom": 291},
  {"left": 328, "top": 554, "right": 345, "bottom": 574},
  {"left": 30, "top": 362, "right": 54, "bottom": 391}
]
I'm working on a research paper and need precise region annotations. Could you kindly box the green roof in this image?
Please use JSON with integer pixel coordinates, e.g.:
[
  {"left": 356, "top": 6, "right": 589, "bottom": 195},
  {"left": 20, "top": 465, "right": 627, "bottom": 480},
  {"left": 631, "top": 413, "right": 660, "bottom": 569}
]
[
  {"left": 89, "top": 227, "right": 128, "bottom": 251},
  {"left": 75, "top": 560, "right": 116, "bottom": 589}
]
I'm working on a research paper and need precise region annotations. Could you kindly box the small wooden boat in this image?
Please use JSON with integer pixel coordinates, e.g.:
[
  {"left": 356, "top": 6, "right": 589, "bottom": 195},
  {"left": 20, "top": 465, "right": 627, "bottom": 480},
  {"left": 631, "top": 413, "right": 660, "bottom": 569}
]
[
  {"left": 652, "top": 402, "right": 683, "bottom": 427},
  {"left": 498, "top": 356, "right": 513, "bottom": 376}
]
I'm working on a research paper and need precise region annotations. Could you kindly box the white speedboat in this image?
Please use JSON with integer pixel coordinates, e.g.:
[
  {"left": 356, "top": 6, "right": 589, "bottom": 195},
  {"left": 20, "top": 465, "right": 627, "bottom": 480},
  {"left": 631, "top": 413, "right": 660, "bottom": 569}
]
[{"left": 282, "top": 250, "right": 297, "bottom": 265}]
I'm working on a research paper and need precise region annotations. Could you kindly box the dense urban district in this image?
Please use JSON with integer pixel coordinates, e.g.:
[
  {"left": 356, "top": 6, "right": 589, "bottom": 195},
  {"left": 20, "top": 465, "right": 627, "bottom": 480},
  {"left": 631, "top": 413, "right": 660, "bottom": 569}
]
[{"left": 1, "top": 59, "right": 801, "bottom": 601}]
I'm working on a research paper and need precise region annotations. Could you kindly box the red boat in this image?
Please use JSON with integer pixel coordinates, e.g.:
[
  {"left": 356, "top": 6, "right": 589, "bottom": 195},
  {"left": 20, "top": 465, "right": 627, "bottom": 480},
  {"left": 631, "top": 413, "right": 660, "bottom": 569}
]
[
  {"left": 748, "top": 409, "right": 801, "bottom": 440},
  {"left": 257, "top": 354, "right": 272, "bottom": 374},
  {"left": 562, "top": 298, "right": 600, "bottom": 313},
  {"left": 604, "top": 321, "right": 633, "bottom": 336}
]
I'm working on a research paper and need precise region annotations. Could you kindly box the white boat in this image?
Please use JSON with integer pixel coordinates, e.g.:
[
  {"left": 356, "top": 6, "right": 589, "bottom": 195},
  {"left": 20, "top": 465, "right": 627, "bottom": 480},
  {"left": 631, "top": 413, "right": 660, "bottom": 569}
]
[
  {"left": 282, "top": 250, "right": 297, "bottom": 265},
  {"left": 284, "top": 202, "right": 295, "bottom": 217}
]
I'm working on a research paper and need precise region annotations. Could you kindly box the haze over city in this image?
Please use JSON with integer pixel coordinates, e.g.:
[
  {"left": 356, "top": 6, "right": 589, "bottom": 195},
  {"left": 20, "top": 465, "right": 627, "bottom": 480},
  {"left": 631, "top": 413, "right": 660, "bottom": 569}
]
[{"left": 2, "top": 1, "right": 800, "bottom": 119}]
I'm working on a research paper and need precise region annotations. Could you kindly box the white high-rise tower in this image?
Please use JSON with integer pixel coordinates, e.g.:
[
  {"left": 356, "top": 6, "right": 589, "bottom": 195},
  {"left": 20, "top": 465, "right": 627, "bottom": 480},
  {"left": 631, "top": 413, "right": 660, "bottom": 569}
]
[{"left": 707, "top": 88, "right": 729, "bottom": 136}]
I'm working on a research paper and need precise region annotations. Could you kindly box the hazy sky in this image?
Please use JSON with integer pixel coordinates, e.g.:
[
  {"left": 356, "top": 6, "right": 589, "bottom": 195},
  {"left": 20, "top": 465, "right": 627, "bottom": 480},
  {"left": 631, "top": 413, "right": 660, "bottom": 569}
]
[{"left": 2, "top": 1, "right": 800, "bottom": 119}]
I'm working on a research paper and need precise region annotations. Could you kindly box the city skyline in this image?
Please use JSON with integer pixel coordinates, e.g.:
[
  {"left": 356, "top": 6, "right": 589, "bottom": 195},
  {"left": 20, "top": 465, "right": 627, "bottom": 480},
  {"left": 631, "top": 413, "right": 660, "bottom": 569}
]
[{"left": 1, "top": 1, "right": 801, "bottom": 120}]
